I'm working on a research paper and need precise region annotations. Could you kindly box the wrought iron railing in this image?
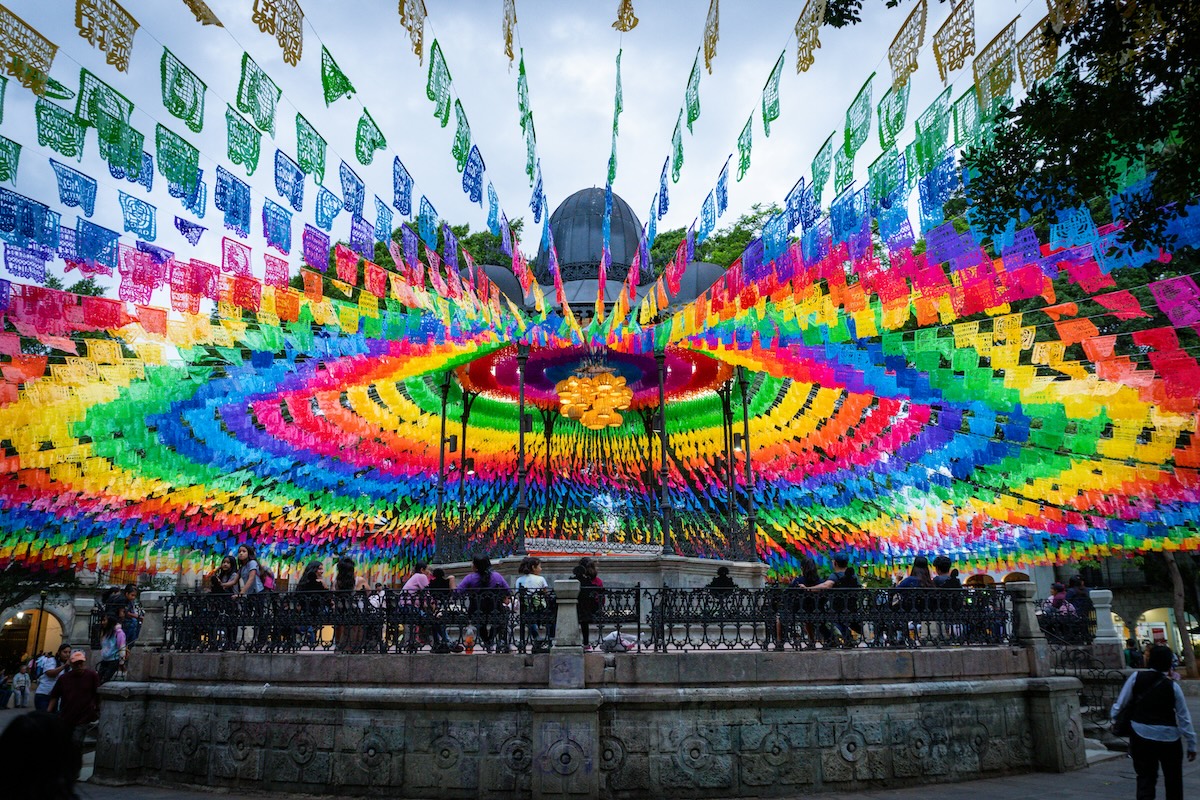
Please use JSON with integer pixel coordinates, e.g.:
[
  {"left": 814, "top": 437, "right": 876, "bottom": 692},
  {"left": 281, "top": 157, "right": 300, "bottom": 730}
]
[
  {"left": 641, "top": 587, "right": 1012, "bottom": 652},
  {"left": 156, "top": 586, "right": 1015, "bottom": 654},
  {"left": 161, "top": 588, "right": 556, "bottom": 654},
  {"left": 1036, "top": 599, "right": 1096, "bottom": 645}
]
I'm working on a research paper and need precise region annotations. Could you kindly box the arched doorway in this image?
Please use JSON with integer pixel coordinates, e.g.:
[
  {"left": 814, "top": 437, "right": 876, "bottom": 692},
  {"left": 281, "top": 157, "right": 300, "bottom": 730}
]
[
  {"left": 0, "top": 609, "right": 64, "bottom": 671},
  {"left": 1135, "top": 608, "right": 1199, "bottom": 654},
  {"left": 1002, "top": 572, "right": 1031, "bottom": 583},
  {"left": 965, "top": 574, "right": 996, "bottom": 588}
]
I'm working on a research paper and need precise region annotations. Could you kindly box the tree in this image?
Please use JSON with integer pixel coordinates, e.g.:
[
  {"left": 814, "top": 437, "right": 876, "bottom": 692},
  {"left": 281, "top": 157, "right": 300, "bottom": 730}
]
[
  {"left": 1164, "top": 552, "right": 1198, "bottom": 679},
  {"left": 0, "top": 563, "right": 78, "bottom": 617},
  {"left": 697, "top": 204, "right": 783, "bottom": 268},
  {"left": 67, "top": 277, "right": 104, "bottom": 297},
  {"left": 961, "top": 1, "right": 1200, "bottom": 251}
]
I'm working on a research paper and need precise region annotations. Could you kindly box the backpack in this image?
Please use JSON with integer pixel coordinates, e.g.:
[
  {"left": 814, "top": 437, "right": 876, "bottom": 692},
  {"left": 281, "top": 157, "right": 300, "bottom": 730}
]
[
  {"left": 832, "top": 568, "right": 860, "bottom": 589},
  {"left": 260, "top": 564, "right": 276, "bottom": 591}
]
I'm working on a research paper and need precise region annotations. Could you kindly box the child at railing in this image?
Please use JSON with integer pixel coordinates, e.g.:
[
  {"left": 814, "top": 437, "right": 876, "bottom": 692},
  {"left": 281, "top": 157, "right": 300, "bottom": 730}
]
[{"left": 515, "top": 557, "right": 550, "bottom": 652}]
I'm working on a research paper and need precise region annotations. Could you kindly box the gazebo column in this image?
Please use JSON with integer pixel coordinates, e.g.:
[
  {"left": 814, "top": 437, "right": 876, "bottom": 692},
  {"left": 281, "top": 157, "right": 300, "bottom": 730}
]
[{"left": 515, "top": 344, "right": 530, "bottom": 555}]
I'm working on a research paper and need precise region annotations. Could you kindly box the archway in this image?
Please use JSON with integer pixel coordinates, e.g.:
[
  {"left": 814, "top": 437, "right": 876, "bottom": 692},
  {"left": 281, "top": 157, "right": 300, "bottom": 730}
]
[
  {"left": 1135, "top": 608, "right": 1199, "bottom": 653},
  {"left": 0, "top": 608, "right": 65, "bottom": 670},
  {"left": 965, "top": 574, "right": 996, "bottom": 587},
  {"left": 1002, "top": 572, "right": 1031, "bottom": 583}
]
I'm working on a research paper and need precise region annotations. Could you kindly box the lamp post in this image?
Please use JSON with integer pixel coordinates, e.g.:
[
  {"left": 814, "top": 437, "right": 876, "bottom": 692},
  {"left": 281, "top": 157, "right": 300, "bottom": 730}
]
[
  {"left": 34, "top": 589, "right": 47, "bottom": 656},
  {"left": 539, "top": 408, "right": 557, "bottom": 540},
  {"left": 435, "top": 371, "right": 457, "bottom": 561},
  {"left": 515, "top": 344, "right": 530, "bottom": 555},
  {"left": 457, "top": 387, "right": 479, "bottom": 560},
  {"left": 717, "top": 380, "right": 737, "bottom": 554},
  {"left": 735, "top": 366, "right": 758, "bottom": 562},
  {"left": 655, "top": 351, "right": 673, "bottom": 555}
]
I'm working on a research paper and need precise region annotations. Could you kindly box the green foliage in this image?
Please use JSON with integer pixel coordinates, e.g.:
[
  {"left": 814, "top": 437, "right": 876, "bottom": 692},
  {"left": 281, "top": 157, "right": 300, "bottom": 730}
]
[
  {"left": 649, "top": 204, "right": 784, "bottom": 276},
  {"left": 0, "top": 564, "right": 78, "bottom": 616},
  {"left": 67, "top": 277, "right": 104, "bottom": 297},
  {"left": 697, "top": 204, "right": 782, "bottom": 268},
  {"left": 961, "top": 1, "right": 1200, "bottom": 251}
]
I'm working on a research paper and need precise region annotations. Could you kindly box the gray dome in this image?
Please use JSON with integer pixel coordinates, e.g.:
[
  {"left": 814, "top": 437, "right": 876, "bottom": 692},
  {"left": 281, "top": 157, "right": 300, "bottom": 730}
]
[
  {"left": 533, "top": 188, "right": 643, "bottom": 285},
  {"left": 465, "top": 263, "right": 525, "bottom": 306}
]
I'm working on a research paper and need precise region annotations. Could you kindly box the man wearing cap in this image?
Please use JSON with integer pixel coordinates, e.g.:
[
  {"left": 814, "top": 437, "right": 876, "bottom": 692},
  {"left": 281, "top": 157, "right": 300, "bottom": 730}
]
[{"left": 48, "top": 651, "right": 101, "bottom": 748}]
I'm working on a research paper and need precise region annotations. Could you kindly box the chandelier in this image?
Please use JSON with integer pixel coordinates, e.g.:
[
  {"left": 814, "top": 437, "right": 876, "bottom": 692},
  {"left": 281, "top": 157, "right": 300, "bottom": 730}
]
[{"left": 555, "top": 366, "right": 634, "bottom": 430}]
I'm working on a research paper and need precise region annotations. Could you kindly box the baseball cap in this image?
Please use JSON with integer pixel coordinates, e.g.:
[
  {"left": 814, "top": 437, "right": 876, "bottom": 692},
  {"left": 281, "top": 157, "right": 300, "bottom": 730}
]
[{"left": 69, "top": 650, "right": 87, "bottom": 664}]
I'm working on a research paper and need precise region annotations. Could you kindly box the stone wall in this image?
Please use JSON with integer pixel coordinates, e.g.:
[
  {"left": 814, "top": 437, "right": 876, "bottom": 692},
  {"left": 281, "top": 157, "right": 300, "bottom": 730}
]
[
  {"left": 91, "top": 580, "right": 1087, "bottom": 798},
  {"left": 94, "top": 648, "right": 1085, "bottom": 799}
]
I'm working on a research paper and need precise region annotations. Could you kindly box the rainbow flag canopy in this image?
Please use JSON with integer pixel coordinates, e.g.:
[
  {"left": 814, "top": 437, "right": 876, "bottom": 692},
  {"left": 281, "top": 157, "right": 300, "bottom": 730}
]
[{"left": 0, "top": 0, "right": 1197, "bottom": 582}]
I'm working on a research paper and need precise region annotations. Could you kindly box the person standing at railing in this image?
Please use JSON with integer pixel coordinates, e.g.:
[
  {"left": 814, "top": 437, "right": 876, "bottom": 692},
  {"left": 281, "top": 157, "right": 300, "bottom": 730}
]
[
  {"left": 210, "top": 556, "right": 238, "bottom": 594},
  {"left": 1111, "top": 645, "right": 1196, "bottom": 800},
  {"left": 401, "top": 562, "right": 434, "bottom": 651},
  {"left": 572, "top": 558, "right": 603, "bottom": 652},
  {"left": 890, "top": 556, "right": 933, "bottom": 646},
  {"left": 333, "top": 557, "right": 370, "bottom": 652},
  {"left": 707, "top": 566, "right": 737, "bottom": 590},
  {"left": 930, "top": 555, "right": 963, "bottom": 643},
  {"left": 235, "top": 545, "right": 264, "bottom": 596},
  {"left": 515, "top": 557, "right": 550, "bottom": 652},
  {"left": 788, "top": 556, "right": 826, "bottom": 647},
  {"left": 426, "top": 568, "right": 461, "bottom": 653},
  {"left": 803, "top": 554, "right": 861, "bottom": 647},
  {"left": 118, "top": 585, "right": 144, "bottom": 648},
  {"left": 457, "top": 556, "right": 513, "bottom": 653},
  {"left": 295, "top": 561, "right": 330, "bottom": 647},
  {"left": 931, "top": 556, "right": 961, "bottom": 588},
  {"left": 1065, "top": 575, "right": 1094, "bottom": 616},
  {"left": 96, "top": 613, "right": 126, "bottom": 685}
]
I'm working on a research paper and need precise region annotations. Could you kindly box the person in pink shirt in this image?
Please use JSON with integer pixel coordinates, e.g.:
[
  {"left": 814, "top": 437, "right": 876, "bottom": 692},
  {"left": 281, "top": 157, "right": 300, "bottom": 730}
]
[
  {"left": 401, "top": 562, "right": 436, "bottom": 651},
  {"left": 402, "top": 561, "right": 431, "bottom": 592}
]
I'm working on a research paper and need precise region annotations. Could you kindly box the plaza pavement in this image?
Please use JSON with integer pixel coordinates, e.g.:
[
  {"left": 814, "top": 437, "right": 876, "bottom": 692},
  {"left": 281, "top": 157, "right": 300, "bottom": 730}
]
[{"left": 4, "top": 693, "right": 1200, "bottom": 799}]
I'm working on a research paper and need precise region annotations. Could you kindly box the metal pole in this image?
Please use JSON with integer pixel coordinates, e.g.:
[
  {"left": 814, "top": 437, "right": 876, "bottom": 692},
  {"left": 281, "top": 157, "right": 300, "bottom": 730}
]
[
  {"left": 35, "top": 590, "right": 47, "bottom": 656},
  {"left": 718, "top": 382, "right": 736, "bottom": 555},
  {"left": 655, "top": 351, "right": 672, "bottom": 555},
  {"left": 542, "top": 409, "right": 556, "bottom": 541},
  {"left": 736, "top": 366, "right": 758, "bottom": 562},
  {"left": 515, "top": 344, "right": 530, "bottom": 555},
  {"left": 458, "top": 388, "right": 477, "bottom": 562},
  {"left": 435, "top": 371, "right": 451, "bottom": 560}
]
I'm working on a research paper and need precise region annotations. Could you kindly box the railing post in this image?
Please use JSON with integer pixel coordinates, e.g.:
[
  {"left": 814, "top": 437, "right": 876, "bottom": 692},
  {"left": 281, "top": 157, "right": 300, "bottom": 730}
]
[
  {"left": 1089, "top": 588, "right": 1124, "bottom": 669},
  {"left": 549, "top": 579, "right": 584, "bottom": 690},
  {"left": 1007, "top": 581, "right": 1050, "bottom": 676},
  {"left": 70, "top": 595, "right": 97, "bottom": 654},
  {"left": 551, "top": 579, "right": 583, "bottom": 649}
]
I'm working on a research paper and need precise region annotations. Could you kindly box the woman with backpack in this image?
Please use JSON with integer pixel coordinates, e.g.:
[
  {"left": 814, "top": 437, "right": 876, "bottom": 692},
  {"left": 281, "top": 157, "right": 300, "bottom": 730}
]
[
  {"left": 572, "top": 557, "right": 603, "bottom": 651},
  {"left": 333, "top": 557, "right": 370, "bottom": 652},
  {"left": 457, "top": 555, "right": 512, "bottom": 652},
  {"left": 515, "top": 557, "right": 550, "bottom": 651}
]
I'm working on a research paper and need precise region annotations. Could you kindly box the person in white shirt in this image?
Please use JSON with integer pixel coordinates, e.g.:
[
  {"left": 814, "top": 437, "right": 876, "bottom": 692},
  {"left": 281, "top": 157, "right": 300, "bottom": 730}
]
[
  {"left": 514, "top": 557, "right": 550, "bottom": 651},
  {"left": 33, "top": 643, "right": 71, "bottom": 712},
  {"left": 1111, "top": 644, "right": 1197, "bottom": 800}
]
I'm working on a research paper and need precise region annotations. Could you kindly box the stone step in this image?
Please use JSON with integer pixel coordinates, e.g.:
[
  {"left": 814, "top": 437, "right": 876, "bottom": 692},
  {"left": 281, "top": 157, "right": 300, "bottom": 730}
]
[{"left": 1086, "top": 747, "right": 1125, "bottom": 765}]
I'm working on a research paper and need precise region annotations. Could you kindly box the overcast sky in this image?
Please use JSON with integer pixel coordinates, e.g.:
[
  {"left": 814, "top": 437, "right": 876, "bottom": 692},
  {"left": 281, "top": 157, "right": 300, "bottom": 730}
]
[{"left": 7, "top": 0, "right": 1032, "bottom": 288}]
